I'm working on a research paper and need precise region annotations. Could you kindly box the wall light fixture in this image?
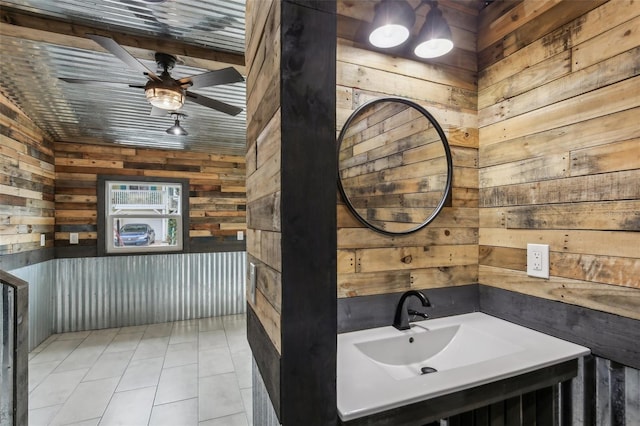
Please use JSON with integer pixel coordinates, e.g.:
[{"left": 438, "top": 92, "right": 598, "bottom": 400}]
[{"left": 368, "top": 0, "right": 454, "bottom": 58}]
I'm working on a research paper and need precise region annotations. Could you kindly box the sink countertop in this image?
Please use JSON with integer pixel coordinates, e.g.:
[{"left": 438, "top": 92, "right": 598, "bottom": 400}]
[{"left": 337, "top": 312, "right": 590, "bottom": 421}]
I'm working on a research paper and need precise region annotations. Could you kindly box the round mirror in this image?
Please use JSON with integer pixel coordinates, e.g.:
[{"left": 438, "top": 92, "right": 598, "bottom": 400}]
[{"left": 337, "top": 97, "right": 452, "bottom": 235}]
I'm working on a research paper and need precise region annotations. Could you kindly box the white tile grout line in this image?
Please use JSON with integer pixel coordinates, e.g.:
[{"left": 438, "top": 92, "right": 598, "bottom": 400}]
[{"left": 28, "top": 314, "right": 251, "bottom": 426}]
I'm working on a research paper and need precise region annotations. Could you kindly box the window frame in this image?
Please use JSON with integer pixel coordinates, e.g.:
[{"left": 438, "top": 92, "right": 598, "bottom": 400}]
[{"left": 97, "top": 175, "right": 190, "bottom": 256}]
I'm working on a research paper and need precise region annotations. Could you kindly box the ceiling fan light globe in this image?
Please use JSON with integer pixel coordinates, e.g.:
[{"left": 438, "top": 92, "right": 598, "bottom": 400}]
[{"left": 145, "top": 86, "right": 185, "bottom": 110}]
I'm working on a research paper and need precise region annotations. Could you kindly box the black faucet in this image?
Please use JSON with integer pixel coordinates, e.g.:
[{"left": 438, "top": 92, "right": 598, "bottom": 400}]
[{"left": 393, "top": 290, "right": 431, "bottom": 330}]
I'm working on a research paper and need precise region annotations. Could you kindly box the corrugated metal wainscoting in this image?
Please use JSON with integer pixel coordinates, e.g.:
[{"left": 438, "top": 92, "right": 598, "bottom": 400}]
[
  {"left": 8, "top": 261, "right": 56, "bottom": 351},
  {"left": 55, "top": 252, "right": 246, "bottom": 332},
  {"left": 10, "top": 252, "right": 246, "bottom": 350},
  {"left": 252, "top": 357, "right": 280, "bottom": 426},
  {"left": 441, "top": 356, "right": 640, "bottom": 426}
]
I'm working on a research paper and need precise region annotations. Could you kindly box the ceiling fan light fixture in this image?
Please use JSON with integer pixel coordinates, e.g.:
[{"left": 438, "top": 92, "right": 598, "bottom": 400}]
[
  {"left": 145, "top": 84, "right": 185, "bottom": 110},
  {"left": 414, "top": 2, "right": 453, "bottom": 58},
  {"left": 166, "top": 116, "right": 188, "bottom": 136},
  {"left": 369, "top": 0, "right": 416, "bottom": 48}
]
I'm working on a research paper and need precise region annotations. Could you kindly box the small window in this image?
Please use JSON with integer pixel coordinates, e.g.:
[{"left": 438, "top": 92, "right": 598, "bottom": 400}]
[{"left": 99, "top": 177, "right": 189, "bottom": 254}]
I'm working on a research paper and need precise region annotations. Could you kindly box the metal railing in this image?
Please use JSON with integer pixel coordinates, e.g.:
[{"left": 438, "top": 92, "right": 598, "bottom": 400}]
[{"left": 0, "top": 270, "right": 28, "bottom": 426}]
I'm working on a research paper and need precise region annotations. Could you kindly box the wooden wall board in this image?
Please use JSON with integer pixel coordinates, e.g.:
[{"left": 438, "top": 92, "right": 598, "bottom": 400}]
[
  {"left": 479, "top": 266, "right": 640, "bottom": 321},
  {"left": 481, "top": 169, "right": 640, "bottom": 208},
  {"left": 479, "top": 0, "right": 632, "bottom": 88},
  {"left": 480, "top": 107, "right": 639, "bottom": 168},
  {"left": 1, "top": 93, "right": 55, "bottom": 256},
  {"left": 244, "top": 0, "right": 282, "bottom": 414},
  {"left": 338, "top": 226, "right": 478, "bottom": 249},
  {"left": 481, "top": 245, "right": 640, "bottom": 289},
  {"left": 479, "top": 0, "right": 639, "bottom": 318},
  {"left": 480, "top": 77, "right": 639, "bottom": 145},
  {"left": 355, "top": 244, "right": 478, "bottom": 273},
  {"left": 573, "top": 14, "right": 640, "bottom": 72},
  {"left": 246, "top": 0, "right": 280, "bottom": 147},
  {"left": 337, "top": 41, "right": 477, "bottom": 92},
  {"left": 480, "top": 228, "right": 639, "bottom": 259},
  {"left": 478, "top": 49, "right": 571, "bottom": 111},
  {"left": 480, "top": 47, "right": 640, "bottom": 128}
]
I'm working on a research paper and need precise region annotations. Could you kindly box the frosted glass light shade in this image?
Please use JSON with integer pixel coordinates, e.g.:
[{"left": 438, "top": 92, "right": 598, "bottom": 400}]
[{"left": 145, "top": 86, "right": 185, "bottom": 110}]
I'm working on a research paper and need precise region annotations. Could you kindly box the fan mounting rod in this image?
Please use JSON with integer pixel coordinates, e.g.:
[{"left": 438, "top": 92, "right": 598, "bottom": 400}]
[{"left": 155, "top": 52, "right": 177, "bottom": 73}]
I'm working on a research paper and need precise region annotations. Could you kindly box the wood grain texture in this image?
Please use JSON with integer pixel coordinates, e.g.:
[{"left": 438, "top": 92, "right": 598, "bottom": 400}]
[
  {"left": 478, "top": 0, "right": 640, "bottom": 315},
  {"left": 245, "top": 0, "right": 282, "bottom": 356},
  {"left": 54, "top": 141, "right": 246, "bottom": 248},
  {"left": 336, "top": 0, "right": 479, "bottom": 299},
  {"left": 0, "top": 93, "right": 55, "bottom": 256}
]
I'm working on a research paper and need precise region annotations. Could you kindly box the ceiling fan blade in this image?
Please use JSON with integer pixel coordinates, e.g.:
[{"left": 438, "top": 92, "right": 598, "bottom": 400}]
[
  {"left": 150, "top": 106, "right": 170, "bottom": 116},
  {"left": 186, "top": 91, "right": 242, "bottom": 116},
  {"left": 59, "top": 78, "right": 145, "bottom": 88},
  {"left": 177, "top": 67, "right": 244, "bottom": 90},
  {"left": 87, "top": 34, "right": 160, "bottom": 81}
]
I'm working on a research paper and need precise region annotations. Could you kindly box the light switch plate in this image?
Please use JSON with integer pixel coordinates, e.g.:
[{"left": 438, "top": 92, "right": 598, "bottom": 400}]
[
  {"left": 40, "top": 234, "right": 46, "bottom": 246},
  {"left": 70, "top": 232, "right": 79, "bottom": 244},
  {"left": 248, "top": 262, "right": 257, "bottom": 305},
  {"left": 527, "top": 243, "right": 549, "bottom": 279},
  {"left": 237, "top": 230, "right": 244, "bottom": 241}
]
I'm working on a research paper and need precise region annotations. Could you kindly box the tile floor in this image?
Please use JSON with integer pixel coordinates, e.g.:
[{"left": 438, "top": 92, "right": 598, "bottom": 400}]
[{"left": 27, "top": 314, "right": 252, "bottom": 426}]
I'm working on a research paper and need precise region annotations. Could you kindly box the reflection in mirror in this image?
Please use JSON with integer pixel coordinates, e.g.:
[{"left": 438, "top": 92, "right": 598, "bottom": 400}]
[{"left": 337, "top": 98, "right": 452, "bottom": 235}]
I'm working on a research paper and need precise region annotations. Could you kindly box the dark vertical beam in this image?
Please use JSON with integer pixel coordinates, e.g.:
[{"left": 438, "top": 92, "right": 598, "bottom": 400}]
[
  {"left": 560, "top": 380, "right": 573, "bottom": 426},
  {"left": 535, "top": 387, "right": 555, "bottom": 425},
  {"left": 596, "top": 357, "right": 612, "bottom": 425},
  {"left": 504, "top": 396, "right": 521, "bottom": 425},
  {"left": 247, "top": 306, "right": 281, "bottom": 418},
  {"left": 0, "top": 271, "right": 29, "bottom": 426},
  {"left": 522, "top": 391, "right": 536, "bottom": 425},
  {"left": 475, "top": 406, "right": 490, "bottom": 426},
  {"left": 489, "top": 401, "right": 505, "bottom": 426},
  {"left": 583, "top": 355, "right": 596, "bottom": 426},
  {"left": 610, "top": 361, "right": 625, "bottom": 426},
  {"left": 279, "top": 1, "right": 337, "bottom": 425}
]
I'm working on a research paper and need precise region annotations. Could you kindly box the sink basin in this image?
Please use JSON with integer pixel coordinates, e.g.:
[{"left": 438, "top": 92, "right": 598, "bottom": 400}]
[
  {"left": 338, "top": 312, "right": 590, "bottom": 421},
  {"left": 354, "top": 322, "right": 523, "bottom": 380},
  {"left": 355, "top": 325, "right": 460, "bottom": 366}
]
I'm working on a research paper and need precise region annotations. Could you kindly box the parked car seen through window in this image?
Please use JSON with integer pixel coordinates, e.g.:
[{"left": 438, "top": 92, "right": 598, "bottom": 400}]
[{"left": 117, "top": 223, "right": 155, "bottom": 246}]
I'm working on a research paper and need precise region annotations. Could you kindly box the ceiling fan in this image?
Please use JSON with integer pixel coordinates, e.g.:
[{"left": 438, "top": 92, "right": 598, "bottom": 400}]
[{"left": 60, "top": 34, "right": 244, "bottom": 116}]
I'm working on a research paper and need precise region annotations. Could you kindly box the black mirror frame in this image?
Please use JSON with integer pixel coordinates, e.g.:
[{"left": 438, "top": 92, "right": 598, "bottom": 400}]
[{"left": 336, "top": 97, "right": 453, "bottom": 236}]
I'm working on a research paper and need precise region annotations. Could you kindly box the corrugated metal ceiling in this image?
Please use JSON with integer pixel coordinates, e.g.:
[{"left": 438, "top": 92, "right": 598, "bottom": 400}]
[{"left": 0, "top": 0, "right": 247, "bottom": 155}]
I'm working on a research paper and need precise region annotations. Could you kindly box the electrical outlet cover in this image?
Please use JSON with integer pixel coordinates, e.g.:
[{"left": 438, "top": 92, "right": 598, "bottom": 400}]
[{"left": 527, "top": 243, "right": 549, "bottom": 279}]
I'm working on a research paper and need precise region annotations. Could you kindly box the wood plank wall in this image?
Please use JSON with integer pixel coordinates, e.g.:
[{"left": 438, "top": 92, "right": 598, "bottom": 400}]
[
  {"left": 245, "top": 0, "right": 282, "bottom": 354},
  {"left": 0, "top": 92, "right": 55, "bottom": 261},
  {"left": 478, "top": 0, "right": 640, "bottom": 321},
  {"left": 336, "top": 0, "right": 480, "bottom": 299},
  {"left": 54, "top": 141, "right": 246, "bottom": 253}
]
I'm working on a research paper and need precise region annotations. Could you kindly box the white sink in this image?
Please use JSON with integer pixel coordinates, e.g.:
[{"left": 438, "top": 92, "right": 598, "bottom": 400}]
[
  {"left": 338, "top": 312, "right": 590, "bottom": 421},
  {"left": 354, "top": 322, "right": 523, "bottom": 380}
]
